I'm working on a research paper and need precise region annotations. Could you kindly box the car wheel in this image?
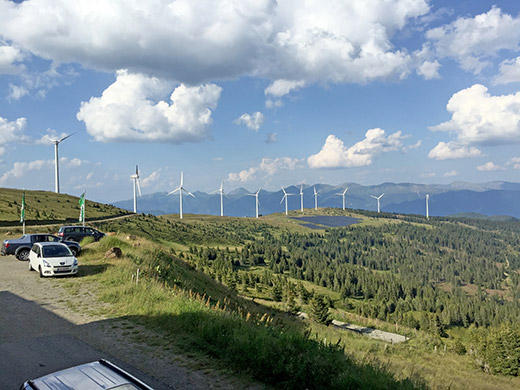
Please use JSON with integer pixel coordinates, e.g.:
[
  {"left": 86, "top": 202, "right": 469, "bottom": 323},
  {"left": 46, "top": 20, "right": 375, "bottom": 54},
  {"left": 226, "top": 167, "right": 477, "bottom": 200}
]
[
  {"left": 17, "top": 249, "right": 30, "bottom": 261},
  {"left": 39, "top": 265, "right": 44, "bottom": 278},
  {"left": 70, "top": 247, "right": 79, "bottom": 256}
]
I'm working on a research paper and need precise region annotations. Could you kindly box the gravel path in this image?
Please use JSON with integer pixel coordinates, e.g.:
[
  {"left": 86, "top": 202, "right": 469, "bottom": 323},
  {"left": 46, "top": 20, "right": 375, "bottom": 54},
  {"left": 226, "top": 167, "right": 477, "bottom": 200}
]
[{"left": 0, "top": 254, "right": 269, "bottom": 389}]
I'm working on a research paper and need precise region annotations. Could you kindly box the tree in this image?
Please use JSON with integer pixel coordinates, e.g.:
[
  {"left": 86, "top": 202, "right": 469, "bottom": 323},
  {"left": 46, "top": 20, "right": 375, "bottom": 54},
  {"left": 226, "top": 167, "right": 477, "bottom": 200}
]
[{"left": 310, "top": 295, "right": 331, "bottom": 325}]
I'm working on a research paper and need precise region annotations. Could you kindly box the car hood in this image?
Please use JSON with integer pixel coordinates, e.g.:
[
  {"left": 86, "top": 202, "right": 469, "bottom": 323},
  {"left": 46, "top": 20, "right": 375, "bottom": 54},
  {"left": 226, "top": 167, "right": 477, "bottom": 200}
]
[{"left": 43, "top": 256, "right": 76, "bottom": 265}]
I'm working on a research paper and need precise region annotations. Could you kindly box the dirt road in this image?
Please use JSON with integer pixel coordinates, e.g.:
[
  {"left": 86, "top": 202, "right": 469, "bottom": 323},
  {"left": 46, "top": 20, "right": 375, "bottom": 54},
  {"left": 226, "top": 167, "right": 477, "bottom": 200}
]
[{"left": 0, "top": 254, "right": 267, "bottom": 389}]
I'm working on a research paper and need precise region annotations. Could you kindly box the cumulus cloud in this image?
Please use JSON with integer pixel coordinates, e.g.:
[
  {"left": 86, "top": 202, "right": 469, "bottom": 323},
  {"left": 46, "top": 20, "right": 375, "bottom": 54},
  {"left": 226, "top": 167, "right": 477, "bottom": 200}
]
[
  {"left": 494, "top": 56, "right": 520, "bottom": 85},
  {"left": 0, "top": 159, "right": 52, "bottom": 185},
  {"left": 0, "top": 0, "right": 430, "bottom": 86},
  {"left": 0, "top": 116, "right": 29, "bottom": 155},
  {"left": 0, "top": 42, "right": 24, "bottom": 74},
  {"left": 307, "top": 129, "right": 407, "bottom": 168},
  {"left": 427, "top": 142, "right": 481, "bottom": 160},
  {"left": 429, "top": 84, "right": 520, "bottom": 146},
  {"left": 234, "top": 112, "right": 264, "bottom": 131},
  {"left": 416, "top": 60, "right": 440, "bottom": 79},
  {"left": 265, "top": 80, "right": 305, "bottom": 98},
  {"left": 426, "top": 7, "right": 520, "bottom": 74},
  {"left": 227, "top": 157, "right": 301, "bottom": 182},
  {"left": 476, "top": 161, "right": 505, "bottom": 171},
  {"left": 77, "top": 70, "right": 222, "bottom": 143}
]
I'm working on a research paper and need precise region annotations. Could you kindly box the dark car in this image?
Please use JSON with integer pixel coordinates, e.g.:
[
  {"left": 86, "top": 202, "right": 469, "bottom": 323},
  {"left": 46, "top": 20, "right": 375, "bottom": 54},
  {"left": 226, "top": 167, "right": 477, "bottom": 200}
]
[
  {"left": 57, "top": 226, "right": 105, "bottom": 242},
  {"left": 20, "top": 359, "right": 154, "bottom": 389},
  {"left": 1, "top": 234, "right": 81, "bottom": 261}
]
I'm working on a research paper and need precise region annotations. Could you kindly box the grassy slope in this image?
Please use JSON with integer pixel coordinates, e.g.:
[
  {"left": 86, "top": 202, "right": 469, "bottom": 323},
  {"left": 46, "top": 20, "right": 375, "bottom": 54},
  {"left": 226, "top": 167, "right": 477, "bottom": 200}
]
[
  {"left": 2, "top": 199, "right": 519, "bottom": 389},
  {"left": 0, "top": 187, "right": 130, "bottom": 226}
]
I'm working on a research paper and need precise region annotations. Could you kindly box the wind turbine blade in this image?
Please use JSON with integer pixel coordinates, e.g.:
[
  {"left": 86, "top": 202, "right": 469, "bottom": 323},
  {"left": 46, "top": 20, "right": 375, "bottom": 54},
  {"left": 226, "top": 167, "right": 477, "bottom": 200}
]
[
  {"left": 58, "top": 132, "right": 75, "bottom": 143},
  {"left": 184, "top": 189, "right": 195, "bottom": 198},
  {"left": 370, "top": 195, "right": 377, "bottom": 199},
  {"left": 168, "top": 187, "right": 181, "bottom": 196},
  {"left": 136, "top": 165, "right": 139, "bottom": 175},
  {"left": 44, "top": 134, "right": 57, "bottom": 143},
  {"left": 180, "top": 171, "right": 184, "bottom": 186},
  {"left": 280, "top": 195, "right": 286, "bottom": 204},
  {"left": 136, "top": 179, "right": 142, "bottom": 197}
]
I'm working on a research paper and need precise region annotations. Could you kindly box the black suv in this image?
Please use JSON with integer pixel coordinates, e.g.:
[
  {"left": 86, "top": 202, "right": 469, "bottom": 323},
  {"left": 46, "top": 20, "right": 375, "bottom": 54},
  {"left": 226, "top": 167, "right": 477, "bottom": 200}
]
[{"left": 57, "top": 226, "right": 105, "bottom": 242}]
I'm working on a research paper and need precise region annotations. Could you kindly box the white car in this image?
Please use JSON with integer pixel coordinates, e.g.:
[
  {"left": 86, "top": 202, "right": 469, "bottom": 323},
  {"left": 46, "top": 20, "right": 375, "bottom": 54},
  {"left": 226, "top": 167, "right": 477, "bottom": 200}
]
[{"left": 28, "top": 242, "right": 78, "bottom": 277}]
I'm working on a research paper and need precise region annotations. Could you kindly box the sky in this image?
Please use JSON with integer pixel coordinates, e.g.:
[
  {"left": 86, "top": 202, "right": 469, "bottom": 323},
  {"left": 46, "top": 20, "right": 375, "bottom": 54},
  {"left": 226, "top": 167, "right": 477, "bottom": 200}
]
[{"left": 1, "top": 0, "right": 520, "bottom": 203}]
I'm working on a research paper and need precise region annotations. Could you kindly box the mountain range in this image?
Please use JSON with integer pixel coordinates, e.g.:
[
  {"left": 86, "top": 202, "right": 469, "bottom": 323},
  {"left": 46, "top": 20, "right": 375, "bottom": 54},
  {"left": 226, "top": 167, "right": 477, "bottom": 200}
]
[{"left": 113, "top": 181, "right": 520, "bottom": 219}]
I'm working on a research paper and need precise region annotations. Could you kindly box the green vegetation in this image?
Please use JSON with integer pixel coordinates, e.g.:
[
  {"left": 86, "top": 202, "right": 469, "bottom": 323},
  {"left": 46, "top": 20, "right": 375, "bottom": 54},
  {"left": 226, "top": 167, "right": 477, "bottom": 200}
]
[
  {"left": 0, "top": 187, "right": 130, "bottom": 226},
  {"left": 2, "top": 196, "right": 520, "bottom": 389}
]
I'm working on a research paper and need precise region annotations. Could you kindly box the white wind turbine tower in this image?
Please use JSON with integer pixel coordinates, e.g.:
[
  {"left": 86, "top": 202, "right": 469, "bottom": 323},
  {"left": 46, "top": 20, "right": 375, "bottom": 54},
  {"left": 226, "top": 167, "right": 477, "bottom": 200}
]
[
  {"left": 211, "top": 181, "right": 226, "bottom": 217},
  {"left": 426, "top": 194, "right": 430, "bottom": 219},
  {"left": 130, "top": 165, "right": 142, "bottom": 213},
  {"left": 45, "top": 133, "right": 74, "bottom": 193},
  {"left": 168, "top": 172, "right": 195, "bottom": 219},
  {"left": 300, "top": 184, "right": 304, "bottom": 212},
  {"left": 336, "top": 186, "right": 349, "bottom": 210},
  {"left": 313, "top": 186, "right": 319, "bottom": 210},
  {"left": 371, "top": 193, "right": 385, "bottom": 213},
  {"left": 246, "top": 188, "right": 261, "bottom": 218},
  {"left": 280, "top": 186, "right": 295, "bottom": 216}
]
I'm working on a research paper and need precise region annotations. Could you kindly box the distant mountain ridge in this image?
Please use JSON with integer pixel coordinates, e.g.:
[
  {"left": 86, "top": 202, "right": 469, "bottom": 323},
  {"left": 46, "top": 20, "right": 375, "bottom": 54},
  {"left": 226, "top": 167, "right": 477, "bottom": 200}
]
[{"left": 112, "top": 181, "right": 520, "bottom": 218}]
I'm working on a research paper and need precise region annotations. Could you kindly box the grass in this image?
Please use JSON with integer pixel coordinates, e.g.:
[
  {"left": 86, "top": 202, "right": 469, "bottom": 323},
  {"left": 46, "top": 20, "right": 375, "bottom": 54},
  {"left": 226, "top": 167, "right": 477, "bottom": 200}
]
[
  {"left": 0, "top": 187, "right": 131, "bottom": 226},
  {"left": 65, "top": 234, "right": 423, "bottom": 390}
]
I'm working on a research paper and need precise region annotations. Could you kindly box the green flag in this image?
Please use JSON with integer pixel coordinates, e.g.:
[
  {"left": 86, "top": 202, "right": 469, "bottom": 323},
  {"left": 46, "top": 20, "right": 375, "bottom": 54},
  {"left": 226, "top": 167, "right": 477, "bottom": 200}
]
[
  {"left": 20, "top": 191, "right": 25, "bottom": 223},
  {"left": 79, "top": 191, "right": 85, "bottom": 223}
]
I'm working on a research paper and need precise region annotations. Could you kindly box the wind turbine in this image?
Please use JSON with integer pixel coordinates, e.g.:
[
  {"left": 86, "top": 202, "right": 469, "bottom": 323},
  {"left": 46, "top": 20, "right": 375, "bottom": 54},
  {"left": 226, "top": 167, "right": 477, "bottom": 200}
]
[
  {"left": 211, "top": 181, "right": 226, "bottom": 217},
  {"left": 337, "top": 186, "right": 349, "bottom": 210},
  {"left": 130, "top": 165, "right": 142, "bottom": 213},
  {"left": 45, "top": 133, "right": 75, "bottom": 193},
  {"left": 168, "top": 172, "right": 195, "bottom": 219},
  {"left": 246, "top": 188, "right": 261, "bottom": 218},
  {"left": 313, "top": 186, "right": 319, "bottom": 210},
  {"left": 300, "top": 184, "right": 304, "bottom": 212},
  {"left": 426, "top": 194, "right": 430, "bottom": 219},
  {"left": 280, "top": 186, "right": 295, "bottom": 216},
  {"left": 370, "top": 193, "right": 385, "bottom": 213}
]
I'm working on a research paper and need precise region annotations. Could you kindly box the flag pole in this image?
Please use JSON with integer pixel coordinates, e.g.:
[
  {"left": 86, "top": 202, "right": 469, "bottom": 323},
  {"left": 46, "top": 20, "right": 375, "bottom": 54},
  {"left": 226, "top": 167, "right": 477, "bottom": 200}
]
[
  {"left": 83, "top": 190, "right": 86, "bottom": 226},
  {"left": 21, "top": 190, "right": 26, "bottom": 234}
]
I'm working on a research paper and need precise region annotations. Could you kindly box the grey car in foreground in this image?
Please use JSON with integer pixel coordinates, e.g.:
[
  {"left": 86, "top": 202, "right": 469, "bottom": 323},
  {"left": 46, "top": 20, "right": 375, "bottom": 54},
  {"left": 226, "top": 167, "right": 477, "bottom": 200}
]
[{"left": 20, "top": 359, "right": 154, "bottom": 390}]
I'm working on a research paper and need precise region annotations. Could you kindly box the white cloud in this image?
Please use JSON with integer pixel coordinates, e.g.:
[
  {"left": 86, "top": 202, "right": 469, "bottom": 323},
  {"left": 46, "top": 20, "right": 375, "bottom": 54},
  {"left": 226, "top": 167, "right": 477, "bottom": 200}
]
[
  {"left": 494, "top": 56, "right": 520, "bottom": 85},
  {"left": 0, "top": 116, "right": 29, "bottom": 155},
  {"left": 476, "top": 161, "right": 505, "bottom": 171},
  {"left": 264, "top": 80, "right": 305, "bottom": 97},
  {"left": 234, "top": 112, "right": 264, "bottom": 131},
  {"left": 0, "top": 0, "right": 430, "bottom": 86},
  {"left": 77, "top": 70, "right": 222, "bottom": 143},
  {"left": 444, "top": 170, "right": 457, "bottom": 177},
  {"left": 227, "top": 157, "right": 301, "bottom": 182},
  {"left": 426, "top": 7, "right": 520, "bottom": 74},
  {"left": 0, "top": 43, "right": 24, "bottom": 74},
  {"left": 0, "top": 159, "right": 52, "bottom": 185},
  {"left": 140, "top": 169, "right": 161, "bottom": 187},
  {"left": 430, "top": 84, "right": 520, "bottom": 146},
  {"left": 507, "top": 157, "right": 520, "bottom": 169},
  {"left": 427, "top": 142, "right": 481, "bottom": 160},
  {"left": 307, "top": 129, "right": 407, "bottom": 168},
  {"left": 416, "top": 60, "right": 440, "bottom": 79}
]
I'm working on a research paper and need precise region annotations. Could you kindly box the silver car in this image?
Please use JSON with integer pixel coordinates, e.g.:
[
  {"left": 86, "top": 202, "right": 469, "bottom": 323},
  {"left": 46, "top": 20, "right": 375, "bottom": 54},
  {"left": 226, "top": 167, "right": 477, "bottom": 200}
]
[{"left": 20, "top": 359, "right": 154, "bottom": 390}]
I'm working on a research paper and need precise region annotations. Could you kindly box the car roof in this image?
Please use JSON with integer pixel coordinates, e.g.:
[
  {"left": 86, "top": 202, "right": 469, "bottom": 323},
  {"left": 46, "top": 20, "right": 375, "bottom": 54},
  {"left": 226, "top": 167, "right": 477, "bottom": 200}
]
[
  {"left": 36, "top": 242, "right": 68, "bottom": 247},
  {"left": 26, "top": 360, "right": 152, "bottom": 390}
]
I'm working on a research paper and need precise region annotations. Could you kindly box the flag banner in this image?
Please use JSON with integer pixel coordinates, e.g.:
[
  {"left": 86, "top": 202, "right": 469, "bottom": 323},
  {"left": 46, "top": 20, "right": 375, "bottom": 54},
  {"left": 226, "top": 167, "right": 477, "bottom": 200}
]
[
  {"left": 20, "top": 191, "right": 25, "bottom": 223},
  {"left": 79, "top": 191, "right": 85, "bottom": 222}
]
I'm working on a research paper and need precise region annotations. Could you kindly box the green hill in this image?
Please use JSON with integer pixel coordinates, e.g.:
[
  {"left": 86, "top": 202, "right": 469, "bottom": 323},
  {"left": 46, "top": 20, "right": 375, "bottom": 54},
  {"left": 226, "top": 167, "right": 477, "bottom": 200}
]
[
  {"left": 2, "top": 202, "right": 520, "bottom": 389},
  {"left": 0, "top": 187, "right": 131, "bottom": 227}
]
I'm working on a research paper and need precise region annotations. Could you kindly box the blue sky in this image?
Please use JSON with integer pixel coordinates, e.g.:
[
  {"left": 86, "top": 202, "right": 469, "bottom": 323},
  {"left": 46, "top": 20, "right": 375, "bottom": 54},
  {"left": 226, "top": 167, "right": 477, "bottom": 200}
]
[{"left": 1, "top": 0, "right": 520, "bottom": 203}]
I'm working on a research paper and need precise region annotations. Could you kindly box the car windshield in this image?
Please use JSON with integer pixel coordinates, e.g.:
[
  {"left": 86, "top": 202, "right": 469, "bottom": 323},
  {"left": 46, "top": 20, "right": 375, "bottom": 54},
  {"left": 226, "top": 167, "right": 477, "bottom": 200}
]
[
  {"left": 42, "top": 245, "right": 72, "bottom": 258},
  {"left": 110, "top": 385, "right": 142, "bottom": 390}
]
